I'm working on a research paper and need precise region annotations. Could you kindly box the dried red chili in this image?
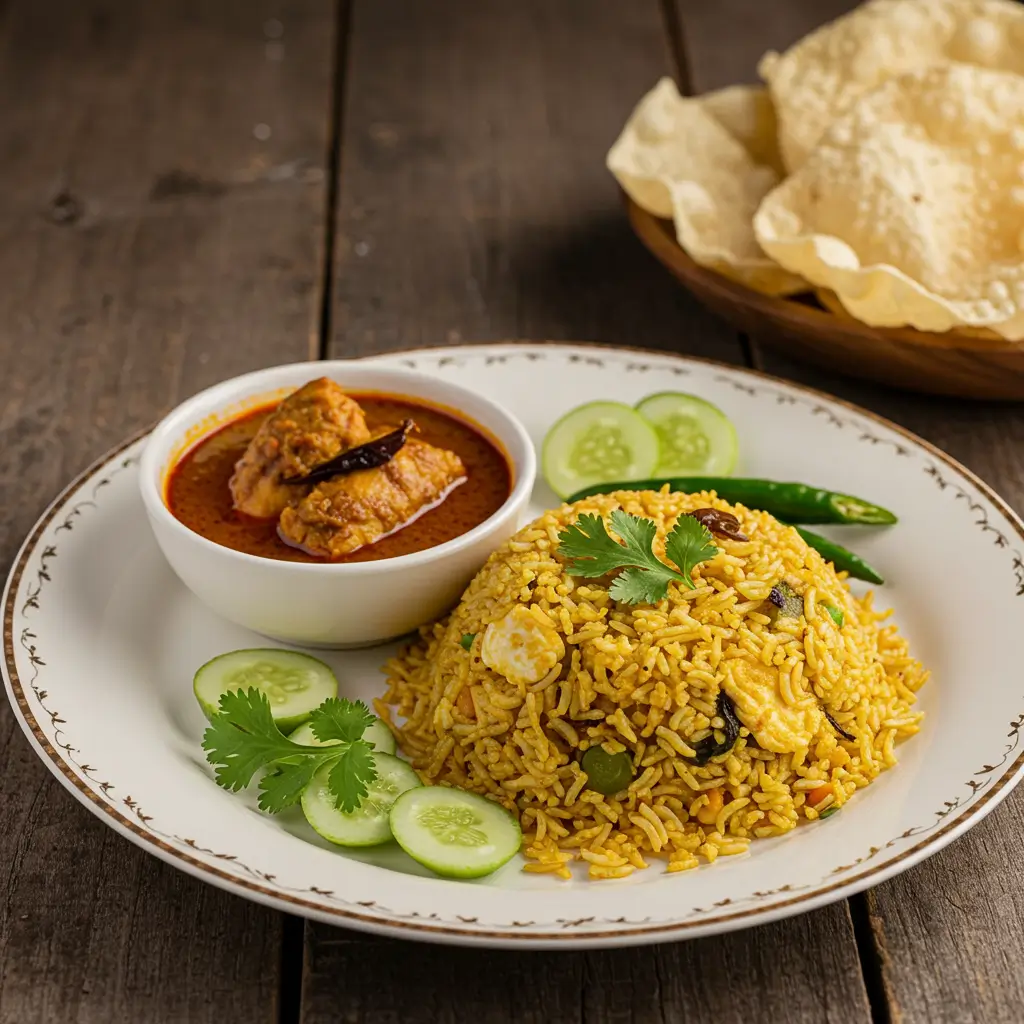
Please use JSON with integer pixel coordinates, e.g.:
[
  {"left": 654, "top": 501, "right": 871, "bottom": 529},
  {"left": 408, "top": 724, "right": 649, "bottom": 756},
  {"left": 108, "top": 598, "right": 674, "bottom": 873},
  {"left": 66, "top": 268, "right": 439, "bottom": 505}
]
[
  {"left": 689, "top": 507, "right": 749, "bottom": 541},
  {"left": 285, "top": 420, "right": 415, "bottom": 485}
]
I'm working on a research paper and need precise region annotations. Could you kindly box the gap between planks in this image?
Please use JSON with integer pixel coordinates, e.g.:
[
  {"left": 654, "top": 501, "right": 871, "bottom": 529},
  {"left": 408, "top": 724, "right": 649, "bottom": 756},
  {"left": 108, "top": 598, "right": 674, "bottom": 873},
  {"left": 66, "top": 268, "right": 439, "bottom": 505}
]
[
  {"left": 283, "top": 2, "right": 353, "bottom": 1021},
  {"left": 315, "top": 0, "right": 352, "bottom": 360}
]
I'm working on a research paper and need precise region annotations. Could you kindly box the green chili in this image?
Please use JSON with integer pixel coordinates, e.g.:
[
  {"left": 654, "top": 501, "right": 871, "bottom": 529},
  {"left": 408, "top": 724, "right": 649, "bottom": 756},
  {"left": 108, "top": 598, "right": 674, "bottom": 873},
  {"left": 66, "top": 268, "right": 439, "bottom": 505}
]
[
  {"left": 821, "top": 601, "right": 845, "bottom": 628},
  {"left": 796, "top": 528, "right": 885, "bottom": 586},
  {"left": 566, "top": 477, "right": 897, "bottom": 526}
]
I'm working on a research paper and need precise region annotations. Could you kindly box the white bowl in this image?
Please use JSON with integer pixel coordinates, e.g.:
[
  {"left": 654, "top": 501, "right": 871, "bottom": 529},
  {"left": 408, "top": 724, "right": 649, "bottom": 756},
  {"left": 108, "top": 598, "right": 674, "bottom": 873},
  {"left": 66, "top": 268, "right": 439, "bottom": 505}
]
[{"left": 138, "top": 361, "right": 536, "bottom": 647}]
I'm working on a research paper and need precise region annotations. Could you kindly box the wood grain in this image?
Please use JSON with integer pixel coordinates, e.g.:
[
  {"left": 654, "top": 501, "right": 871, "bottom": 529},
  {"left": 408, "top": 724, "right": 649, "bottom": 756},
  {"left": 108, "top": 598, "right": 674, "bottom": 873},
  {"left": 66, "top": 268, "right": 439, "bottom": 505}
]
[
  {"left": 302, "top": 913, "right": 870, "bottom": 1024},
  {"left": 309, "top": 3, "right": 872, "bottom": 1023},
  {"left": 327, "top": 0, "right": 742, "bottom": 361},
  {"left": 0, "top": 0, "right": 335, "bottom": 1020},
  {"left": 675, "top": 1, "right": 1024, "bottom": 1021}
]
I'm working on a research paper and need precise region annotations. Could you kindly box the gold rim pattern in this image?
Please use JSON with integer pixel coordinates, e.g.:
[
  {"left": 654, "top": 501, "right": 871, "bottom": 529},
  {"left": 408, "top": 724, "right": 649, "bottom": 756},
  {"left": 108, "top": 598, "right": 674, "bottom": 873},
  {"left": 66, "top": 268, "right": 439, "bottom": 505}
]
[{"left": 5, "top": 342, "right": 1024, "bottom": 942}]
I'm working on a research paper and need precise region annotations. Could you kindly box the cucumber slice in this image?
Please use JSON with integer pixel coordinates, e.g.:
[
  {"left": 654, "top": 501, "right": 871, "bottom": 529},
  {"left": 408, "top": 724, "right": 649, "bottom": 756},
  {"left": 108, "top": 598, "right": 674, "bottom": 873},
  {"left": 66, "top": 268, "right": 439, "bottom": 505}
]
[
  {"left": 635, "top": 392, "right": 738, "bottom": 476},
  {"left": 542, "top": 401, "right": 660, "bottom": 500},
  {"left": 388, "top": 787, "right": 522, "bottom": 878},
  {"left": 288, "top": 717, "right": 396, "bottom": 756},
  {"left": 301, "top": 752, "right": 422, "bottom": 848},
  {"left": 193, "top": 649, "right": 338, "bottom": 734}
]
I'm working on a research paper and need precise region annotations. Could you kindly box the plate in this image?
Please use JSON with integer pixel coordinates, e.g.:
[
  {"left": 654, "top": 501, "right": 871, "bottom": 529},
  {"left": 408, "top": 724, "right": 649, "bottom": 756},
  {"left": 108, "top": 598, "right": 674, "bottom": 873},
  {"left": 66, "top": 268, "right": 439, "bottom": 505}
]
[
  {"left": 626, "top": 196, "right": 1024, "bottom": 402},
  {"left": 5, "top": 342, "right": 1024, "bottom": 949}
]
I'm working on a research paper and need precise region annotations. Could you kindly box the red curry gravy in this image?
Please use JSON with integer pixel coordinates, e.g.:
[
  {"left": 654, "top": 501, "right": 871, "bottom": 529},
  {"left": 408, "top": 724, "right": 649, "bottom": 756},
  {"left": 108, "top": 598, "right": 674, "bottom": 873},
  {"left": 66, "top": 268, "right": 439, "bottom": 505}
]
[{"left": 166, "top": 394, "right": 512, "bottom": 563}]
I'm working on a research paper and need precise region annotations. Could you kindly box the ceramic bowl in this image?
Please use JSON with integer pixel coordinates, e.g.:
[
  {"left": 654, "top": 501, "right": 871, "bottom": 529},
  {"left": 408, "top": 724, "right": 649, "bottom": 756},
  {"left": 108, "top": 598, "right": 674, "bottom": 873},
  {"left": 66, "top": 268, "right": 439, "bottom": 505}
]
[{"left": 138, "top": 361, "right": 536, "bottom": 647}]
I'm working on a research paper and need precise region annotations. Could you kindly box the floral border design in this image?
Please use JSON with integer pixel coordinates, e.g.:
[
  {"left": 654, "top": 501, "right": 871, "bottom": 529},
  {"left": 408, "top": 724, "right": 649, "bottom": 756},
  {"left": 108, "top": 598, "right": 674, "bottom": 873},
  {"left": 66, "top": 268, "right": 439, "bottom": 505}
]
[{"left": 6, "top": 343, "right": 1024, "bottom": 941}]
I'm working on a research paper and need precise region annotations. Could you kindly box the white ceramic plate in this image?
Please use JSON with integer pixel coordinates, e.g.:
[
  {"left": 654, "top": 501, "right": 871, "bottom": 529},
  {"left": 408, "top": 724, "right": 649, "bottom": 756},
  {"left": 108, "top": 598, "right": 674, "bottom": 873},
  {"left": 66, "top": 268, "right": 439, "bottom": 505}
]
[{"left": 5, "top": 343, "right": 1024, "bottom": 949}]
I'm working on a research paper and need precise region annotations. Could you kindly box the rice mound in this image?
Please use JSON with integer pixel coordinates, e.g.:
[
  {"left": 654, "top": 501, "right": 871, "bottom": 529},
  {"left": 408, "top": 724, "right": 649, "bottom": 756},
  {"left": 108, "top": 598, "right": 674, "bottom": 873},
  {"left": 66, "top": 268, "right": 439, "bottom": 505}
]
[{"left": 379, "top": 489, "right": 928, "bottom": 880}]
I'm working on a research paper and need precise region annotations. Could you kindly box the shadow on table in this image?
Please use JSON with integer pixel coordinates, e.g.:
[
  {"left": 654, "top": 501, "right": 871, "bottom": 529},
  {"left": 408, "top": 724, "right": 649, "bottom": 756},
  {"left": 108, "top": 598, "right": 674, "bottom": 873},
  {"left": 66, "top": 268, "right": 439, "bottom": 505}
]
[{"left": 503, "top": 211, "right": 745, "bottom": 363}]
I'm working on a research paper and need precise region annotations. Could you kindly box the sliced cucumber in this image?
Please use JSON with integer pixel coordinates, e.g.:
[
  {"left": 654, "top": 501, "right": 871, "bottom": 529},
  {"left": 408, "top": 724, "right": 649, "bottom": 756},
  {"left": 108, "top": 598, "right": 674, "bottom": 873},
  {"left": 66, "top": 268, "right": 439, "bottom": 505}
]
[
  {"left": 301, "top": 752, "right": 422, "bottom": 848},
  {"left": 288, "top": 717, "right": 396, "bottom": 756},
  {"left": 635, "top": 392, "right": 738, "bottom": 476},
  {"left": 193, "top": 649, "right": 338, "bottom": 734},
  {"left": 542, "top": 401, "right": 660, "bottom": 500},
  {"left": 388, "top": 787, "right": 522, "bottom": 878}
]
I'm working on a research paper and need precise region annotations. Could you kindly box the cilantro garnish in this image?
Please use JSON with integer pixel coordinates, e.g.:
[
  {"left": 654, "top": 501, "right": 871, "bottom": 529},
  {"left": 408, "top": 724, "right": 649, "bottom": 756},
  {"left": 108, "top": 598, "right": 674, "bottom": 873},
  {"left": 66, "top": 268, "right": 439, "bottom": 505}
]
[
  {"left": 201, "top": 689, "right": 379, "bottom": 814},
  {"left": 557, "top": 509, "right": 718, "bottom": 605}
]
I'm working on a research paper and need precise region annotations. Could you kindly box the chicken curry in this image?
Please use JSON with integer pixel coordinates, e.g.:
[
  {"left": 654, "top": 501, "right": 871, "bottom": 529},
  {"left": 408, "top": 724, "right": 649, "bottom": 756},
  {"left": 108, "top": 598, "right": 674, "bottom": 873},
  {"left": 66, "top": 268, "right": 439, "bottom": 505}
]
[{"left": 167, "top": 378, "right": 511, "bottom": 563}]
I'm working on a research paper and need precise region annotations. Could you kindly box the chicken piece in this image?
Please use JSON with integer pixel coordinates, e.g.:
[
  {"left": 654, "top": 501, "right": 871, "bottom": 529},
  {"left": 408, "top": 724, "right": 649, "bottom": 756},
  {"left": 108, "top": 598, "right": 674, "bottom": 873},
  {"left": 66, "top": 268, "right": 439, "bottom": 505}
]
[
  {"left": 229, "top": 378, "right": 370, "bottom": 519},
  {"left": 721, "top": 659, "right": 822, "bottom": 755},
  {"left": 277, "top": 437, "right": 466, "bottom": 558},
  {"left": 480, "top": 605, "right": 565, "bottom": 687}
]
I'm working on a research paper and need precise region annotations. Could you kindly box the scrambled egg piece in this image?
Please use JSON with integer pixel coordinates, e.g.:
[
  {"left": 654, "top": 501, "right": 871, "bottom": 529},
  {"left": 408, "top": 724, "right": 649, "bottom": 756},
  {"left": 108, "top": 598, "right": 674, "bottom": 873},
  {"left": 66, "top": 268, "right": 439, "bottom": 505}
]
[
  {"left": 480, "top": 606, "right": 565, "bottom": 687},
  {"left": 722, "top": 659, "right": 821, "bottom": 755}
]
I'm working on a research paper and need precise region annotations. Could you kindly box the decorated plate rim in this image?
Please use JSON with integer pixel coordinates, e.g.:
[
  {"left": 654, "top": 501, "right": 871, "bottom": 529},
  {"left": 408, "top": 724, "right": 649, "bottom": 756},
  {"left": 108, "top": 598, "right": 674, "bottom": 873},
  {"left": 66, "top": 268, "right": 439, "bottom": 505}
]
[{"left": 4, "top": 340, "right": 1024, "bottom": 947}]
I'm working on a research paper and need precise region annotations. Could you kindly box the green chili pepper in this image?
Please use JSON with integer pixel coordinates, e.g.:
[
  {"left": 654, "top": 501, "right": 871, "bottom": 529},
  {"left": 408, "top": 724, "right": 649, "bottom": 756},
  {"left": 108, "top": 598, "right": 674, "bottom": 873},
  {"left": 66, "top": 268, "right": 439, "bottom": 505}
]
[
  {"left": 460, "top": 633, "right": 476, "bottom": 651},
  {"left": 797, "top": 528, "right": 884, "bottom": 586},
  {"left": 566, "top": 477, "right": 897, "bottom": 526},
  {"left": 821, "top": 601, "right": 845, "bottom": 628},
  {"left": 581, "top": 746, "right": 634, "bottom": 796}
]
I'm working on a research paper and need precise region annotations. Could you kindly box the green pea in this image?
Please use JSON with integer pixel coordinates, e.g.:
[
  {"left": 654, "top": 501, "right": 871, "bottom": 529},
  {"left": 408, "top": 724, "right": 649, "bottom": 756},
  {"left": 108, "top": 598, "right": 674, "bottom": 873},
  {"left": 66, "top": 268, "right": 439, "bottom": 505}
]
[{"left": 581, "top": 746, "right": 634, "bottom": 796}]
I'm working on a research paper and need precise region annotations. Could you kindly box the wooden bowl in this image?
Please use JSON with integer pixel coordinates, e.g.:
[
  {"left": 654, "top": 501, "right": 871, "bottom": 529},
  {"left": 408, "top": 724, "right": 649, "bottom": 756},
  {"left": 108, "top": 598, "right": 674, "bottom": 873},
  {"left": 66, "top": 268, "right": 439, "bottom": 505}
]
[{"left": 626, "top": 195, "right": 1024, "bottom": 400}]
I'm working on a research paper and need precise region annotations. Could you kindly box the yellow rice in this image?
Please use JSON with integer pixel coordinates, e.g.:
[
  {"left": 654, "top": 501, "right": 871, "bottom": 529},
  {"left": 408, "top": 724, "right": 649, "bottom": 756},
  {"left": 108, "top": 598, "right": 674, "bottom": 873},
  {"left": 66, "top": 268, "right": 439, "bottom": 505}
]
[{"left": 378, "top": 489, "right": 928, "bottom": 880}]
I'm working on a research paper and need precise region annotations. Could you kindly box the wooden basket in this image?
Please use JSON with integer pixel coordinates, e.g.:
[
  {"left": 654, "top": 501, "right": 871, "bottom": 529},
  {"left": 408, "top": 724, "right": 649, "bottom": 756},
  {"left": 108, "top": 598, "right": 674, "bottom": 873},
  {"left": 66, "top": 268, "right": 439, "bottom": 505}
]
[{"left": 626, "top": 195, "right": 1024, "bottom": 400}]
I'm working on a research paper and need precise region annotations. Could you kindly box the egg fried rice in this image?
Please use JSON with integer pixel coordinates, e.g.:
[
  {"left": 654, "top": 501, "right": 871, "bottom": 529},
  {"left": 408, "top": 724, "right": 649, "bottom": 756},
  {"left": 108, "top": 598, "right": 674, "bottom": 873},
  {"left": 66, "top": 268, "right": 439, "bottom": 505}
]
[{"left": 378, "top": 489, "right": 928, "bottom": 879}]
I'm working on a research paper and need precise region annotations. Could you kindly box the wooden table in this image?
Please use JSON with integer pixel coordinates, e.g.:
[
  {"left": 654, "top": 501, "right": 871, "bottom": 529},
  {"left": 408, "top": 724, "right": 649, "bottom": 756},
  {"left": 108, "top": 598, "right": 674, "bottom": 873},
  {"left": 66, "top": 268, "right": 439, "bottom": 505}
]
[{"left": 3, "top": 2, "right": 1022, "bottom": 1021}]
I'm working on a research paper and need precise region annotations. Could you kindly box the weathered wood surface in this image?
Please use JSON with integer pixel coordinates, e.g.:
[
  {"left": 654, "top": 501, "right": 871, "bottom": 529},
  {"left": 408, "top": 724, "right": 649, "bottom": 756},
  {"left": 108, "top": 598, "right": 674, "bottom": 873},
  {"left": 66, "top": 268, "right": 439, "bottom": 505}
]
[
  {"left": 328, "top": 0, "right": 742, "bottom": 361},
  {"left": 302, "top": 913, "right": 869, "bottom": 1024},
  {"left": 308, "top": 3, "right": 872, "bottom": 1024},
  {"left": 0, "top": 1, "right": 335, "bottom": 1021},
  {"left": 3, "top": 0, "right": 1022, "bottom": 1021},
  {"left": 676, "top": 1, "right": 1024, "bottom": 1021}
]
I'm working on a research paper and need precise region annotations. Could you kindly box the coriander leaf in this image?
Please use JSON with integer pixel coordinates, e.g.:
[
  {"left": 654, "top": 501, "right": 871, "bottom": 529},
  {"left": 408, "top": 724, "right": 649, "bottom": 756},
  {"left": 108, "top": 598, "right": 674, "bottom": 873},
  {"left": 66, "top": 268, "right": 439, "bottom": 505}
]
[
  {"left": 309, "top": 697, "right": 376, "bottom": 744},
  {"left": 216, "top": 686, "right": 281, "bottom": 736},
  {"left": 258, "top": 757, "right": 321, "bottom": 814},
  {"left": 202, "top": 688, "right": 342, "bottom": 808},
  {"left": 557, "top": 510, "right": 691, "bottom": 605},
  {"left": 556, "top": 513, "right": 632, "bottom": 576},
  {"left": 202, "top": 716, "right": 279, "bottom": 792},
  {"left": 608, "top": 566, "right": 673, "bottom": 605},
  {"left": 327, "top": 740, "right": 379, "bottom": 813},
  {"left": 664, "top": 515, "right": 718, "bottom": 589},
  {"left": 201, "top": 688, "right": 295, "bottom": 792},
  {"left": 608, "top": 508, "right": 659, "bottom": 560}
]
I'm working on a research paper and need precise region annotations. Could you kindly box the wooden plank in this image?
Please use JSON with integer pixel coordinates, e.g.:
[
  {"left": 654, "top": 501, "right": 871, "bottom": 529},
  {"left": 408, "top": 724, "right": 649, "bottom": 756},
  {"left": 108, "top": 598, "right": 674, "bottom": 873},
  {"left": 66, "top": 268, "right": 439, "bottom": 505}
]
[
  {"left": 327, "top": 0, "right": 742, "bottom": 361},
  {"left": 303, "top": 912, "right": 868, "bottom": 1024},
  {"left": 309, "top": 4, "right": 871, "bottom": 1023},
  {"left": 0, "top": 1, "right": 336, "bottom": 1020},
  {"left": 675, "top": 0, "right": 854, "bottom": 89},
  {"left": 676, "top": 2, "right": 1024, "bottom": 1022}
]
